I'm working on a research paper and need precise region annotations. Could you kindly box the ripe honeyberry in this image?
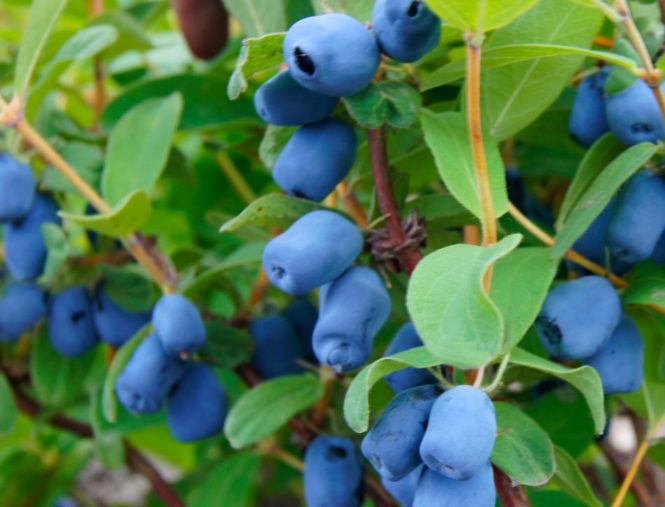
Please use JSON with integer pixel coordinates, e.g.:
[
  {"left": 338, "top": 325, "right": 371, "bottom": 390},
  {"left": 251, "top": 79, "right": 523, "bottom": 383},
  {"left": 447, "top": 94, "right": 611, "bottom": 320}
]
[
  {"left": 48, "top": 287, "right": 99, "bottom": 357},
  {"left": 382, "top": 464, "right": 423, "bottom": 507},
  {"left": 606, "top": 171, "right": 665, "bottom": 264},
  {"left": 383, "top": 323, "right": 435, "bottom": 392},
  {"left": 362, "top": 385, "right": 439, "bottom": 481},
  {"left": 313, "top": 266, "right": 391, "bottom": 371},
  {"left": 0, "top": 154, "right": 36, "bottom": 222},
  {"left": 167, "top": 362, "right": 227, "bottom": 441},
  {"left": 606, "top": 79, "right": 665, "bottom": 145},
  {"left": 254, "top": 71, "right": 338, "bottom": 126},
  {"left": 569, "top": 69, "right": 610, "bottom": 148},
  {"left": 3, "top": 193, "right": 60, "bottom": 281},
  {"left": 116, "top": 334, "right": 186, "bottom": 414},
  {"left": 413, "top": 463, "right": 496, "bottom": 507},
  {"left": 283, "top": 297, "right": 319, "bottom": 364},
  {"left": 152, "top": 294, "right": 206, "bottom": 357},
  {"left": 372, "top": 0, "right": 441, "bottom": 63},
  {"left": 653, "top": 233, "right": 665, "bottom": 264},
  {"left": 93, "top": 285, "right": 151, "bottom": 348},
  {"left": 262, "top": 210, "right": 363, "bottom": 295},
  {"left": 304, "top": 436, "right": 363, "bottom": 507},
  {"left": 419, "top": 386, "right": 496, "bottom": 481},
  {"left": 0, "top": 282, "right": 47, "bottom": 343},
  {"left": 536, "top": 276, "right": 621, "bottom": 360},
  {"left": 273, "top": 118, "right": 357, "bottom": 202},
  {"left": 284, "top": 13, "right": 380, "bottom": 97},
  {"left": 250, "top": 315, "right": 304, "bottom": 379},
  {"left": 586, "top": 315, "right": 644, "bottom": 394}
]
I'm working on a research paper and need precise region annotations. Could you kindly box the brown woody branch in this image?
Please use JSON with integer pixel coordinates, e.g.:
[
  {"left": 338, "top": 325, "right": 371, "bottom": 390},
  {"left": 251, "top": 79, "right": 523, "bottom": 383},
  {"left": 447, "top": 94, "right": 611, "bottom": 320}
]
[{"left": 493, "top": 465, "right": 531, "bottom": 507}]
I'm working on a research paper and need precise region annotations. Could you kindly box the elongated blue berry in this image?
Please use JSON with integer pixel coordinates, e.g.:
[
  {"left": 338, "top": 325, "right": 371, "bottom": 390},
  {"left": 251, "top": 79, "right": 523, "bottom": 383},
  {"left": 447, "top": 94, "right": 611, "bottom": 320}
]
[
  {"left": 383, "top": 464, "right": 423, "bottom": 507},
  {"left": 569, "top": 69, "right": 610, "bottom": 148},
  {"left": 283, "top": 297, "right": 319, "bottom": 364},
  {"left": 0, "top": 282, "right": 47, "bottom": 343},
  {"left": 0, "top": 154, "right": 35, "bottom": 222},
  {"left": 606, "top": 80, "right": 665, "bottom": 145},
  {"left": 250, "top": 315, "right": 303, "bottom": 379},
  {"left": 93, "top": 285, "right": 151, "bottom": 348},
  {"left": 413, "top": 463, "right": 496, "bottom": 507},
  {"left": 48, "top": 287, "right": 99, "bottom": 357},
  {"left": 152, "top": 294, "right": 206, "bottom": 357},
  {"left": 384, "top": 323, "right": 435, "bottom": 392}
]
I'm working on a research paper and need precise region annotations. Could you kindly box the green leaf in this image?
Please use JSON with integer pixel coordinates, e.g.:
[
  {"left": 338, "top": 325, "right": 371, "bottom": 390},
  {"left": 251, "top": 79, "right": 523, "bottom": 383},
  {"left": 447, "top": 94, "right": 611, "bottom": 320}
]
[
  {"left": 30, "top": 330, "right": 97, "bottom": 408},
  {"left": 102, "top": 264, "right": 156, "bottom": 313},
  {"left": 344, "top": 347, "right": 444, "bottom": 433},
  {"left": 13, "top": 0, "right": 68, "bottom": 100},
  {"left": 219, "top": 193, "right": 327, "bottom": 233},
  {"left": 102, "top": 74, "right": 254, "bottom": 131},
  {"left": 200, "top": 322, "right": 254, "bottom": 369},
  {"left": 102, "top": 327, "right": 148, "bottom": 423},
  {"left": 492, "top": 402, "right": 555, "bottom": 486},
  {"left": 0, "top": 373, "right": 17, "bottom": 434},
  {"left": 552, "top": 142, "right": 658, "bottom": 258},
  {"left": 224, "top": 374, "right": 325, "bottom": 448},
  {"left": 424, "top": 0, "right": 539, "bottom": 33},
  {"left": 510, "top": 348, "right": 605, "bottom": 433},
  {"left": 222, "top": 0, "right": 286, "bottom": 37},
  {"left": 38, "top": 223, "right": 69, "bottom": 286},
  {"left": 311, "top": 0, "right": 375, "bottom": 21},
  {"left": 228, "top": 33, "right": 286, "bottom": 100},
  {"left": 342, "top": 81, "right": 422, "bottom": 129},
  {"left": 556, "top": 134, "right": 625, "bottom": 228},
  {"left": 423, "top": 44, "right": 640, "bottom": 90},
  {"left": 407, "top": 235, "right": 521, "bottom": 369},
  {"left": 59, "top": 190, "right": 151, "bottom": 239},
  {"left": 491, "top": 248, "right": 558, "bottom": 352},
  {"left": 550, "top": 446, "right": 603, "bottom": 507},
  {"left": 482, "top": 0, "right": 604, "bottom": 141},
  {"left": 623, "top": 264, "right": 665, "bottom": 308},
  {"left": 187, "top": 452, "right": 260, "bottom": 507},
  {"left": 259, "top": 125, "right": 295, "bottom": 169},
  {"left": 102, "top": 94, "right": 183, "bottom": 206},
  {"left": 420, "top": 110, "right": 508, "bottom": 220}
]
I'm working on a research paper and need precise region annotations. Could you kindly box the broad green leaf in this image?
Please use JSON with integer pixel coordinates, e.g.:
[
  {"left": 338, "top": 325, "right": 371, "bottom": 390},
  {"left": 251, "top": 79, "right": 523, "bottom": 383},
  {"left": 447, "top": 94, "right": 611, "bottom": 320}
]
[
  {"left": 423, "top": 44, "right": 639, "bottom": 90},
  {"left": 228, "top": 33, "right": 286, "bottom": 100},
  {"left": 623, "top": 264, "right": 665, "bottom": 308},
  {"left": 482, "top": 0, "right": 604, "bottom": 141},
  {"left": 13, "top": 0, "right": 68, "bottom": 100},
  {"left": 30, "top": 330, "right": 97, "bottom": 408},
  {"left": 102, "top": 327, "right": 148, "bottom": 423},
  {"left": 550, "top": 446, "right": 603, "bottom": 507},
  {"left": 42, "top": 142, "right": 104, "bottom": 194},
  {"left": 102, "top": 264, "right": 156, "bottom": 313},
  {"left": 224, "top": 374, "right": 325, "bottom": 448},
  {"left": 510, "top": 348, "right": 605, "bottom": 433},
  {"left": 94, "top": 431, "right": 125, "bottom": 470},
  {"left": 0, "top": 373, "right": 16, "bottom": 434},
  {"left": 424, "top": 0, "right": 539, "bottom": 33},
  {"left": 88, "top": 11, "right": 152, "bottom": 57},
  {"left": 492, "top": 402, "right": 555, "bottom": 486},
  {"left": 187, "top": 453, "right": 260, "bottom": 507},
  {"left": 38, "top": 223, "right": 69, "bottom": 286},
  {"left": 343, "top": 81, "right": 422, "bottom": 129},
  {"left": 552, "top": 143, "right": 658, "bottom": 258},
  {"left": 491, "top": 248, "right": 558, "bottom": 352},
  {"left": 222, "top": 0, "right": 286, "bottom": 37},
  {"left": 219, "top": 194, "right": 327, "bottom": 233},
  {"left": 200, "top": 322, "right": 254, "bottom": 370},
  {"left": 556, "top": 134, "right": 625, "bottom": 228},
  {"left": 344, "top": 347, "right": 444, "bottom": 433},
  {"left": 421, "top": 110, "right": 508, "bottom": 220},
  {"left": 407, "top": 235, "right": 521, "bottom": 369},
  {"left": 102, "top": 74, "right": 254, "bottom": 131},
  {"left": 102, "top": 94, "right": 183, "bottom": 206},
  {"left": 311, "top": 0, "right": 374, "bottom": 21},
  {"left": 59, "top": 191, "right": 151, "bottom": 239}
]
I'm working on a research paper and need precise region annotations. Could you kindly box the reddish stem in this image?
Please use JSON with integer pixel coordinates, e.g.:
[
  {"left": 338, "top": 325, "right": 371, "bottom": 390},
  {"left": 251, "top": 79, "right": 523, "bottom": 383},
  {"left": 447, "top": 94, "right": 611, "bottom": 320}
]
[
  {"left": 493, "top": 465, "right": 531, "bottom": 507},
  {"left": 367, "top": 127, "right": 422, "bottom": 275}
]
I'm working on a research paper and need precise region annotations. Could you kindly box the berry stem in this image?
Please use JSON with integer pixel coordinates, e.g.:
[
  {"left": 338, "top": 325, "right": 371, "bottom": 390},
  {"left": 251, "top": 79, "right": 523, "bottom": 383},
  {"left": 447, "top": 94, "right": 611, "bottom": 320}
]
[
  {"left": 602, "top": 441, "right": 656, "bottom": 507},
  {"left": 611, "top": 438, "right": 651, "bottom": 507},
  {"left": 493, "top": 464, "right": 532, "bottom": 507},
  {"left": 367, "top": 127, "right": 422, "bottom": 275},
  {"left": 336, "top": 180, "right": 369, "bottom": 228},
  {"left": 215, "top": 150, "right": 257, "bottom": 205}
]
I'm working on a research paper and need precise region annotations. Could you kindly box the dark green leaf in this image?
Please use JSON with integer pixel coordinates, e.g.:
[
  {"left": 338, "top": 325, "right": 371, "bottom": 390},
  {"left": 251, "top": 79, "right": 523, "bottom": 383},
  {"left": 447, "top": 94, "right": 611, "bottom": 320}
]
[
  {"left": 550, "top": 446, "right": 603, "bottom": 507},
  {"left": 201, "top": 321, "right": 254, "bottom": 369},
  {"left": 343, "top": 81, "right": 422, "bottom": 129},
  {"left": 623, "top": 263, "right": 665, "bottom": 308},
  {"left": 0, "top": 373, "right": 16, "bottom": 434},
  {"left": 187, "top": 452, "right": 260, "bottom": 507}
]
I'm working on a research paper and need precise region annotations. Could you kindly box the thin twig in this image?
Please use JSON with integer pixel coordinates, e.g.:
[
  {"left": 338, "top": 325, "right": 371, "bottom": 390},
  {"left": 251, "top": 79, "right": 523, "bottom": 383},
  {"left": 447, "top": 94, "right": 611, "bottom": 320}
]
[
  {"left": 216, "top": 151, "right": 257, "bottom": 205},
  {"left": 602, "top": 442, "right": 655, "bottom": 507},
  {"left": 336, "top": 181, "right": 369, "bottom": 228},
  {"left": 493, "top": 465, "right": 531, "bottom": 507}
]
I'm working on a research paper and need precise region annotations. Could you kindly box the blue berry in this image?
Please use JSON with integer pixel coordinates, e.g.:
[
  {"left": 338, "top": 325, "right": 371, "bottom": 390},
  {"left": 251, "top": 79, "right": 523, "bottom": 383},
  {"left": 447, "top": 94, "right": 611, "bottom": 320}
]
[
  {"left": 586, "top": 315, "right": 644, "bottom": 394},
  {"left": 47, "top": 287, "right": 99, "bottom": 357},
  {"left": 653, "top": 232, "right": 665, "bottom": 264},
  {"left": 0, "top": 154, "right": 35, "bottom": 222},
  {"left": 383, "top": 323, "right": 435, "bottom": 392},
  {"left": 569, "top": 69, "right": 610, "bottom": 148},
  {"left": 116, "top": 334, "right": 185, "bottom": 414},
  {"left": 606, "top": 79, "right": 665, "bottom": 145},
  {"left": 413, "top": 462, "right": 496, "bottom": 507},
  {"left": 284, "top": 13, "right": 380, "bottom": 97},
  {"left": 273, "top": 118, "right": 357, "bottom": 202},
  {"left": 536, "top": 276, "right": 621, "bottom": 360},
  {"left": 419, "top": 386, "right": 496, "bottom": 481},
  {"left": 262, "top": 210, "right": 364, "bottom": 295},
  {"left": 304, "top": 436, "right": 363, "bottom": 507},
  {"left": 167, "top": 362, "right": 227, "bottom": 441},
  {"left": 314, "top": 266, "right": 391, "bottom": 371},
  {"left": 93, "top": 285, "right": 151, "bottom": 348},
  {"left": 362, "top": 385, "right": 439, "bottom": 481},
  {"left": 372, "top": 0, "right": 441, "bottom": 63},
  {"left": 250, "top": 315, "right": 304, "bottom": 379},
  {"left": 152, "top": 294, "right": 206, "bottom": 357},
  {"left": 382, "top": 464, "right": 423, "bottom": 507},
  {"left": 0, "top": 282, "right": 47, "bottom": 343},
  {"left": 3, "top": 193, "right": 60, "bottom": 281},
  {"left": 254, "top": 70, "right": 338, "bottom": 126},
  {"left": 283, "top": 297, "right": 319, "bottom": 364}
]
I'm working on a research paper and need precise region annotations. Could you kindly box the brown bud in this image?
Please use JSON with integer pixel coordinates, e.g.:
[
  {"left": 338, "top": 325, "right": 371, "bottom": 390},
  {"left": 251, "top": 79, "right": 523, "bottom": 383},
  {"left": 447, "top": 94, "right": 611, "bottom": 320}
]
[{"left": 173, "top": 0, "right": 229, "bottom": 61}]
